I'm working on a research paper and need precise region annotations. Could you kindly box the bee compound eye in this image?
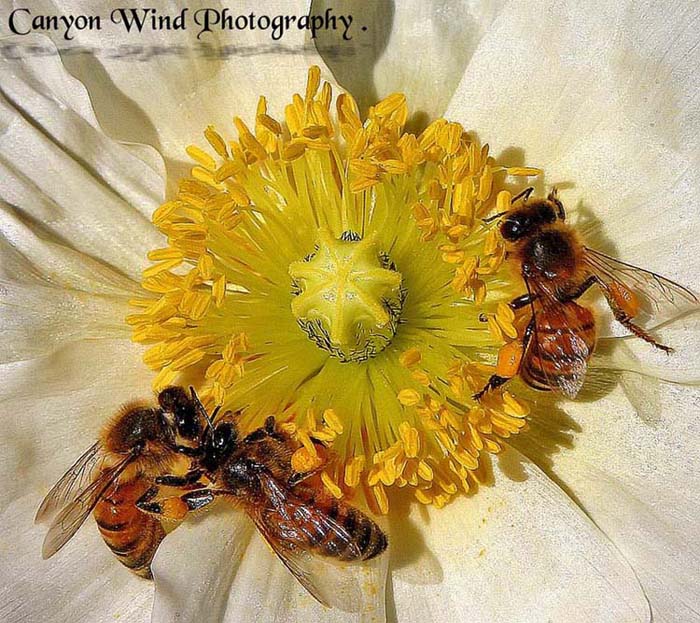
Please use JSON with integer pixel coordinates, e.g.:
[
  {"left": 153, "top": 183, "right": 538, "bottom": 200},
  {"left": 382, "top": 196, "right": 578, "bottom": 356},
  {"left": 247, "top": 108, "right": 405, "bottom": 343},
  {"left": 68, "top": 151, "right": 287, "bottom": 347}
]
[
  {"left": 502, "top": 212, "right": 534, "bottom": 241},
  {"left": 175, "top": 411, "right": 200, "bottom": 440}
]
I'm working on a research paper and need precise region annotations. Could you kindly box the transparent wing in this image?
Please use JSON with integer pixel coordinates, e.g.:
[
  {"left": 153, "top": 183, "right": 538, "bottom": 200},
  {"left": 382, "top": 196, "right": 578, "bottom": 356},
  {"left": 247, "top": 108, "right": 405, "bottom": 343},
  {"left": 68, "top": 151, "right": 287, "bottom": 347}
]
[
  {"left": 41, "top": 452, "right": 136, "bottom": 559},
  {"left": 583, "top": 247, "right": 699, "bottom": 324},
  {"left": 526, "top": 280, "right": 594, "bottom": 399},
  {"left": 35, "top": 441, "right": 105, "bottom": 524},
  {"left": 245, "top": 472, "right": 363, "bottom": 611},
  {"left": 249, "top": 508, "right": 362, "bottom": 612}
]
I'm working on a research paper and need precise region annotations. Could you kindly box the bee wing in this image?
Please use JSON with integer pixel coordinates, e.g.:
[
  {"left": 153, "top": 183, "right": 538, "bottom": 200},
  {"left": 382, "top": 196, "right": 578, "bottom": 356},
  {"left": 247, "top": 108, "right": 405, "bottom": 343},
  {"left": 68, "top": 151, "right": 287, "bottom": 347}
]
[
  {"left": 246, "top": 472, "right": 362, "bottom": 611},
  {"left": 526, "top": 281, "right": 594, "bottom": 399},
  {"left": 35, "top": 441, "right": 105, "bottom": 524},
  {"left": 41, "top": 451, "right": 136, "bottom": 559},
  {"left": 583, "top": 247, "right": 699, "bottom": 324}
]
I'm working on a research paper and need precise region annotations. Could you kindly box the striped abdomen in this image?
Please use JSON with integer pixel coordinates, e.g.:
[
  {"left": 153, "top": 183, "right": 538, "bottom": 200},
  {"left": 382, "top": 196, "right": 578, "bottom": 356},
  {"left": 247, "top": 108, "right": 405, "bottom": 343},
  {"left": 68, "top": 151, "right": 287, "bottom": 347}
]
[
  {"left": 93, "top": 477, "right": 165, "bottom": 578},
  {"left": 265, "top": 488, "right": 387, "bottom": 562},
  {"left": 314, "top": 496, "right": 387, "bottom": 561},
  {"left": 522, "top": 302, "right": 596, "bottom": 391}
]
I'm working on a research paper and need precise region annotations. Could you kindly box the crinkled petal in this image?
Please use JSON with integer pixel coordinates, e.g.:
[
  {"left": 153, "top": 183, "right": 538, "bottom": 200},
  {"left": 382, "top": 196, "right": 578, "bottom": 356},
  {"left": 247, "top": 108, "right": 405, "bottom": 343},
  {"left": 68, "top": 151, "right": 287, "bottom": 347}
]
[
  {"left": 445, "top": 0, "right": 700, "bottom": 292},
  {"left": 0, "top": 34, "right": 165, "bottom": 278},
  {"left": 20, "top": 0, "right": 338, "bottom": 183},
  {"left": 313, "top": 0, "right": 507, "bottom": 123},
  {"left": 0, "top": 339, "right": 155, "bottom": 622},
  {"left": 513, "top": 383, "right": 700, "bottom": 621},
  {"left": 391, "top": 451, "right": 650, "bottom": 622}
]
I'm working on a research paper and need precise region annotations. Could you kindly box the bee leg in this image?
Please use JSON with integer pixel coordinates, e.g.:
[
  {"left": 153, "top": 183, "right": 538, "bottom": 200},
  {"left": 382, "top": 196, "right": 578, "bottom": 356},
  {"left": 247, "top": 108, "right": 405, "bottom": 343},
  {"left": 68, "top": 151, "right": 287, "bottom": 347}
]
[
  {"left": 135, "top": 486, "right": 189, "bottom": 521},
  {"left": 288, "top": 465, "right": 325, "bottom": 487},
  {"left": 594, "top": 280, "right": 674, "bottom": 353},
  {"left": 512, "top": 186, "right": 534, "bottom": 204},
  {"left": 509, "top": 292, "right": 537, "bottom": 310},
  {"left": 547, "top": 188, "right": 565, "bottom": 219},
  {"left": 174, "top": 444, "right": 202, "bottom": 457},
  {"left": 610, "top": 307, "right": 674, "bottom": 353},
  {"left": 155, "top": 469, "right": 205, "bottom": 488},
  {"left": 245, "top": 416, "right": 284, "bottom": 443},
  {"left": 136, "top": 485, "right": 159, "bottom": 505},
  {"left": 179, "top": 488, "right": 233, "bottom": 511},
  {"left": 474, "top": 318, "right": 534, "bottom": 400},
  {"left": 560, "top": 275, "right": 598, "bottom": 302},
  {"left": 473, "top": 375, "right": 510, "bottom": 400},
  {"left": 136, "top": 486, "right": 227, "bottom": 520}
]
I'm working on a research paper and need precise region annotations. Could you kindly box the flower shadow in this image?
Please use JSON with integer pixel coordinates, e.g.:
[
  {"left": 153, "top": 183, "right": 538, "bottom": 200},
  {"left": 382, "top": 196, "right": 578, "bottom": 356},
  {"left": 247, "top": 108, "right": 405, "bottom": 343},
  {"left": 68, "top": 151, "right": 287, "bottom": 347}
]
[{"left": 311, "top": 0, "right": 395, "bottom": 117}]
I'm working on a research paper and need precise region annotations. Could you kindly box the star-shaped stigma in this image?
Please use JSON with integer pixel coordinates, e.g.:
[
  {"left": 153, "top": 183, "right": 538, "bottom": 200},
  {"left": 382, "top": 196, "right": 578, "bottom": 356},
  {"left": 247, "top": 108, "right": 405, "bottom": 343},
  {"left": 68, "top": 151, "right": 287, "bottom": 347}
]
[{"left": 289, "top": 230, "right": 403, "bottom": 350}]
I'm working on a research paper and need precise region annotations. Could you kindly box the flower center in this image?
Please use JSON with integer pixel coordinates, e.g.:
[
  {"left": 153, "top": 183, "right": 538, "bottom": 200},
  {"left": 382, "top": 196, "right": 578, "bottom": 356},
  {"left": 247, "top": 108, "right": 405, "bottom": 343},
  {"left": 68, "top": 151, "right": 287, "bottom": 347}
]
[
  {"left": 289, "top": 230, "right": 404, "bottom": 361},
  {"left": 129, "top": 66, "right": 542, "bottom": 513}
]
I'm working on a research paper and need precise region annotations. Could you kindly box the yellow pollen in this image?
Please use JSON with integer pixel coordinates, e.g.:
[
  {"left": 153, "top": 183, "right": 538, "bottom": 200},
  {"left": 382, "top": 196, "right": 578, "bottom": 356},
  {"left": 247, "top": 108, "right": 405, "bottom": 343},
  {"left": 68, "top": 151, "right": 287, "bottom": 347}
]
[{"left": 130, "top": 65, "right": 542, "bottom": 513}]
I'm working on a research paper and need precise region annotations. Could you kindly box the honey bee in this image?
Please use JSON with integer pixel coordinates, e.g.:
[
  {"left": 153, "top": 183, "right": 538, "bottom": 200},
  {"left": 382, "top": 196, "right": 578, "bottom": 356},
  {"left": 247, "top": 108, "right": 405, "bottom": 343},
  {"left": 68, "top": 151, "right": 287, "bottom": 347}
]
[
  {"left": 35, "top": 386, "right": 206, "bottom": 578},
  {"left": 138, "top": 403, "right": 388, "bottom": 607},
  {"left": 475, "top": 188, "right": 699, "bottom": 399}
]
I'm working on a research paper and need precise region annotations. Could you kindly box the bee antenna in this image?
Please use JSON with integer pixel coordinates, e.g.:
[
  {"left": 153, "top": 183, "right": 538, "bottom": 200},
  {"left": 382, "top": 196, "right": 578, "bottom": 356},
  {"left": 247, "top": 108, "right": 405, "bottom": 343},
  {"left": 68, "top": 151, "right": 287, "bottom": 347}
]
[
  {"left": 189, "top": 386, "right": 215, "bottom": 432},
  {"left": 481, "top": 210, "right": 508, "bottom": 224}
]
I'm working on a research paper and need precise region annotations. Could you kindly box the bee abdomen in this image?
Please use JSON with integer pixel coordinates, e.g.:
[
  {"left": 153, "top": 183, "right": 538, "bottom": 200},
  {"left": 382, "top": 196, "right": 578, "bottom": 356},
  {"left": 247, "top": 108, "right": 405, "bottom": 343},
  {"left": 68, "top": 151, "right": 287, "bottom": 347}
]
[
  {"left": 317, "top": 500, "right": 388, "bottom": 561},
  {"left": 523, "top": 305, "right": 596, "bottom": 390},
  {"left": 93, "top": 479, "right": 165, "bottom": 578}
]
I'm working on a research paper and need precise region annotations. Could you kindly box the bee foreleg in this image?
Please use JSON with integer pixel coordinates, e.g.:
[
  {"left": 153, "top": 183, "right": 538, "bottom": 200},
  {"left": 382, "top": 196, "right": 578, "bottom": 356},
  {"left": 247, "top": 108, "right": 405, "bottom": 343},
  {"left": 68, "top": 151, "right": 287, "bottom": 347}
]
[
  {"left": 173, "top": 444, "right": 202, "bottom": 457},
  {"left": 245, "top": 416, "right": 284, "bottom": 443},
  {"left": 180, "top": 488, "right": 232, "bottom": 511},
  {"left": 473, "top": 375, "right": 510, "bottom": 400},
  {"left": 547, "top": 188, "right": 565, "bottom": 219},
  {"left": 512, "top": 186, "right": 534, "bottom": 204},
  {"left": 509, "top": 292, "right": 538, "bottom": 310}
]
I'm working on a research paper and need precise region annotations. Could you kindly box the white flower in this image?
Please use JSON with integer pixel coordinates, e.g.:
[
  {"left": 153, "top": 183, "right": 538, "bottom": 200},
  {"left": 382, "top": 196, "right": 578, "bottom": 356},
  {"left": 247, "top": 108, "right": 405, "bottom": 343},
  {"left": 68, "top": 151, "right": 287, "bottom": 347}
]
[{"left": 1, "top": 1, "right": 699, "bottom": 622}]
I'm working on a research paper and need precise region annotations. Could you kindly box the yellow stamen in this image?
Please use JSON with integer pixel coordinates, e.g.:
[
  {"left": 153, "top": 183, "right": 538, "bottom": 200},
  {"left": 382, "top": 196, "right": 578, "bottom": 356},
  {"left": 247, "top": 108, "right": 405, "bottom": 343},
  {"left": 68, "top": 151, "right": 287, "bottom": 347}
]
[{"left": 130, "top": 65, "right": 541, "bottom": 513}]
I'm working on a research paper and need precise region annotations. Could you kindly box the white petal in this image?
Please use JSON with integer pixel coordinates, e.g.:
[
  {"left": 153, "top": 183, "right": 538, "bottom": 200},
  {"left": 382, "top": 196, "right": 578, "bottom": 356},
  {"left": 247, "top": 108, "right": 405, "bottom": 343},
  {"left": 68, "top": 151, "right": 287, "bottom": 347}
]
[
  {"left": 0, "top": 338, "right": 155, "bottom": 623},
  {"left": 24, "top": 0, "right": 337, "bottom": 179},
  {"left": 313, "top": 0, "right": 507, "bottom": 122},
  {"left": 513, "top": 383, "right": 700, "bottom": 621},
  {"left": 445, "top": 0, "right": 700, "bottom": 287},
  {"left": 0, "top": 34, "right": 165, "bottom": 279},
  {"left": 391, "top": 451, "right": 649, "bottom": 622},
  {"left": 154, "top": 504, "right": 388, "bottom": 623},
  {"left": 0, "top": 279, "right": 133, "bottom": 363},
  {"left": 151, "top": 507, "right": 254, "bottom": 623},
  {"left": 0, "top": 206, "right": 142, "bottom": 363}
]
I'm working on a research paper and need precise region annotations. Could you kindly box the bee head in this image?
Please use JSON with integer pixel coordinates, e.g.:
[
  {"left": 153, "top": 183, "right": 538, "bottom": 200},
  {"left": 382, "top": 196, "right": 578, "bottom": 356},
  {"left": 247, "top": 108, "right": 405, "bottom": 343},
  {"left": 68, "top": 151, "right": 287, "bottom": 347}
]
[
  {"left": 158, "top": 386, "right": 202, "bottom": 441},
  {"left": 201, "top": 421, "right": 238, "bottom": 473},
  {"left": 500, "top": 200, "right": 558, "bottom": 242},
  {"left": 108, "top": 406, "right": 168, "bottom": 454}
]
